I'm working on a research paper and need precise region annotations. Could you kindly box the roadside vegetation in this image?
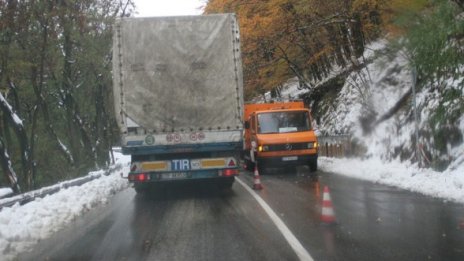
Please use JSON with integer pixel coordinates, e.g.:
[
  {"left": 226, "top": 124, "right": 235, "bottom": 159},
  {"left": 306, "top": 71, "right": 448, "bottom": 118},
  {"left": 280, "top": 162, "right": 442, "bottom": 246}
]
[
  {"left": 0, "top": 0, "right": 135, "bottom": 193},
  {"left": 0, "top": 0, "right": 462, "bottom": 193},
  {"left": 206, "top": 0, "right": 464, "bottom": 170},
  {"left": 206, "top": 0, "right": 386, "bottom": 99}
]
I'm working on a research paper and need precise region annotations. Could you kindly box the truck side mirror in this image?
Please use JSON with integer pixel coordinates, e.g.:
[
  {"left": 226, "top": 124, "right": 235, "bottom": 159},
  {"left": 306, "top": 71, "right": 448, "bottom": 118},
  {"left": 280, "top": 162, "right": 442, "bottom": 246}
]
[{"left": 244, "top": 121, "right": 250, "bottom": 129}]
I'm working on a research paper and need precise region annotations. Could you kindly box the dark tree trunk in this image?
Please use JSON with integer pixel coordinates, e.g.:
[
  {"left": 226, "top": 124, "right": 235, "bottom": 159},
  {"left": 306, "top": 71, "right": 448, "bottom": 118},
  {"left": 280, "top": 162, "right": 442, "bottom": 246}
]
[
  {"left": 31, "top": 13, "right": 75, "bottom": 166},
  {"left": 350, "top": 14, "right": 365, "bottom": 58},
  {"left": 94, "top": 72, "right": 112, "bottom": 167},
  {"left": 59, "top": 0, "right": 98, "bottom": 169},
  {"left": 325, "top": 25, "right": 346, "bottom": 67},
  {"left": 0, "top": 136, "right": 21, "bottom": 194},
  {"left": 0, "top": 92, "right": 32, "bottom": 190},
  {"left": 452, "top": 0, "right": 464, "bottom": 10},
  {"left": 339, "top": 22, "right": 354, "bottom": 60},
  {"left": 61, "top": 22, "right": 81, "bottom": 166}
]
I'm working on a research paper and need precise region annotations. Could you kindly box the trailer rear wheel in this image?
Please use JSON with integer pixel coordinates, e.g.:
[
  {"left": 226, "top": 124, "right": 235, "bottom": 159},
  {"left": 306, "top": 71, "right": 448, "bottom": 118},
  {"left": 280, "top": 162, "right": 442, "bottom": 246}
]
[
  {"left": 134, "top": 184, "right": 148, "bottom": 194},
  {"left": 218, "top": 177, "right": 235, "bottom": 189},
  {"left": 309, "top": 159, "right": 318, "bottom": 172}
]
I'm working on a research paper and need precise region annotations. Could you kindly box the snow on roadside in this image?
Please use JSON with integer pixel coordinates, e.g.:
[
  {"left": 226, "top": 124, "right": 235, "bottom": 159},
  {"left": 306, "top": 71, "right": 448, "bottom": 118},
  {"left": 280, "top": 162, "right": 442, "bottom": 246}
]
[
  {"left": 278, "top": 38, "right": 464, "bottom": 204},
  {"left": 320, "top": 157, "right": 464, "bottom": 203},
  {"left": 0, "top": 152, "right": 131, "bottom": 260},
  {"left": 0, "top": 188, "right": 13, "bottom": 199}
]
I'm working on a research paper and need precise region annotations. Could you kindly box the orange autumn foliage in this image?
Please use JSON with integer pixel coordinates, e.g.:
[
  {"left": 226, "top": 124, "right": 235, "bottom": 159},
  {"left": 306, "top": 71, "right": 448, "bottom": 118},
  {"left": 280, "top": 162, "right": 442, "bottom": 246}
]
[{"left": 205, "top": 0, "right": 388, "bottom": 99}]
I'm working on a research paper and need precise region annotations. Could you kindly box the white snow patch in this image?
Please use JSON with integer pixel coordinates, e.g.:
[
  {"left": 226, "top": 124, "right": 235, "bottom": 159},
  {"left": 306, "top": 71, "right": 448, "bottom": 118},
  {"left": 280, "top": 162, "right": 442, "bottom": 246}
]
[
  {"left": 0, "top": 188, "right": 13, "bottom": 198},
  {"left": 0, "top": 152, "right": 131, "bottom": 260},
  {"left": 267, "top": 38, "right": 464, "bottom": 203},
  {"left": 319, "top": 157, "right": 464, "bottom": 203}
]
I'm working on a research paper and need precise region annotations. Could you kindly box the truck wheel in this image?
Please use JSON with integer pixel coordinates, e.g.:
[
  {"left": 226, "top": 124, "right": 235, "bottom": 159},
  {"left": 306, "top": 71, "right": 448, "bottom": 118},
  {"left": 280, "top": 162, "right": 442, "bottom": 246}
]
[
  {"left": 309, "top": 159, "right": 318, "bottom": 172},
  {"left": 286, "top": 166, "right": 297, "bottom": 174},
  {"left": 134, "top": 184, "right": 147, "bottom": 194},
  {"left": 218, "top": 177, "right": 234, "bottom": 189}
]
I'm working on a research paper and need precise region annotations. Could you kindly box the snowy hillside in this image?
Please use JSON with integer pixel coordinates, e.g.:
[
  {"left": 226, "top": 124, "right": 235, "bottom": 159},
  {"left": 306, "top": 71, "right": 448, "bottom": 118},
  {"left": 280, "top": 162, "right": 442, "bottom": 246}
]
[{"left": 277, "top": 40, "right": 464, "bottom": 172}]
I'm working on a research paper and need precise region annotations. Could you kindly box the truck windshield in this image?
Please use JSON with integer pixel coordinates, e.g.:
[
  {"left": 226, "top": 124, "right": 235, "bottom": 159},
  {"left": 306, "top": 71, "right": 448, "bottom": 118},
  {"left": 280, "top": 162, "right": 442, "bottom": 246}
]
[{"left": 257, "top": 111, "right": 311, "bottom": 134}]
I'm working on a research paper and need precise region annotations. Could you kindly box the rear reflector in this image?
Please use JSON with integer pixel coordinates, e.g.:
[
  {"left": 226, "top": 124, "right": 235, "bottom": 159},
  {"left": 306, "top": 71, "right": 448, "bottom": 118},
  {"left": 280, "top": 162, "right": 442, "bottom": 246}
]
[{"left": 228, "top": 159, "right": 236, "bottom": 167}]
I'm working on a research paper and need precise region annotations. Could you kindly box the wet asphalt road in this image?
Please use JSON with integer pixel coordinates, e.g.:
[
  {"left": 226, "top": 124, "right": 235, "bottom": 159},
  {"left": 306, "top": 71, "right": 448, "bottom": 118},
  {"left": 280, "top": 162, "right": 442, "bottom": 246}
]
[{"left": 18, "top": 167, "right": 464, "bottom": 261}]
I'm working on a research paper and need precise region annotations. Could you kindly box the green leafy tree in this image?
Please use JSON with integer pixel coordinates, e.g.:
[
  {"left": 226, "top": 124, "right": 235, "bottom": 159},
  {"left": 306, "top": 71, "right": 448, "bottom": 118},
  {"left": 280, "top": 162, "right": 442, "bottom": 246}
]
[{"left": 0, "top": 0, "right": 134, "bottom": 192}]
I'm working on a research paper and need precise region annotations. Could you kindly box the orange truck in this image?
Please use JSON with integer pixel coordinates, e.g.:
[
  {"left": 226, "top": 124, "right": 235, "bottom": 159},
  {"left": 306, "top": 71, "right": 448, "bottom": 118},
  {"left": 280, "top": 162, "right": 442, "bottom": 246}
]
[{"left": 243, "top": 101, "right": 318, "bottom": 173}]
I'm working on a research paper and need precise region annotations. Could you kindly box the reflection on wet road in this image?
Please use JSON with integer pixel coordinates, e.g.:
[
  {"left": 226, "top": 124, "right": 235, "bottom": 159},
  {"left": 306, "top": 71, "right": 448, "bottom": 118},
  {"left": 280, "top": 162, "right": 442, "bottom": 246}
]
[
  {"left": 249, "top": 167, "right": 464, "bottom": 261},
  {"left": 18, "top": 167, "right": 464, "bottom": 261},
  {"left": 19, "top": 181, "right": 298, "bottom": 261}
]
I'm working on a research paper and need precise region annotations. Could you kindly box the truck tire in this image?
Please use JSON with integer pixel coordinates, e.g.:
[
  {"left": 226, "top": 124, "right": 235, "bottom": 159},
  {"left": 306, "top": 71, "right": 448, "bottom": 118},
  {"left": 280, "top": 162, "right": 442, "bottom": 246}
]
[
  {"left": 134, "top": 184, "right": 147, "bottom": 194},
  {"left": 309, "top": 159, "right": 318, "bottom": 172},
  {"left": 218, "top": 177, "right": 234, "bottom": 189},
  {"left": 286, "top": 166, "right": 297, "bottom": 174}
]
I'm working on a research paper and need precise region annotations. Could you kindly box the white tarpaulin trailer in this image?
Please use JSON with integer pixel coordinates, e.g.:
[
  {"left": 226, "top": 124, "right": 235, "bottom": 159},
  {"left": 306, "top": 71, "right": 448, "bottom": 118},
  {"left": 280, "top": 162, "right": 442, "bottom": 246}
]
[
  {"left": 113, "top": 14, "right": 244, "bottom": 138},
  {"left": 112, "top": 14, "right": 244, "bottom": 190}
]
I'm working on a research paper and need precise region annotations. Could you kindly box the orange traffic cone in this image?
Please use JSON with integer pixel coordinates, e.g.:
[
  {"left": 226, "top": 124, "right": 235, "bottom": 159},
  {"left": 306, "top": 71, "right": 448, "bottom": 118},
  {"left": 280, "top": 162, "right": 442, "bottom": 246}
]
[
  {"left": 253, "top": 165, "right": 263, "bottom": 190},
  {"left": 321, "top": 186, "right": 336, "bottom": 225}
]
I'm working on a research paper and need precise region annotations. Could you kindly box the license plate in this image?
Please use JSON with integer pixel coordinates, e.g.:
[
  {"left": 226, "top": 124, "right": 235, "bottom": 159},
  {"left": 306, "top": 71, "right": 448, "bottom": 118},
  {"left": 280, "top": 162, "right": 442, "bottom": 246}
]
[
  {"left": 161, "top": 172, "right": 188, "bottom": 180},
  {"left": 282, "top": 156, "right": 298, "bottom": 161}
]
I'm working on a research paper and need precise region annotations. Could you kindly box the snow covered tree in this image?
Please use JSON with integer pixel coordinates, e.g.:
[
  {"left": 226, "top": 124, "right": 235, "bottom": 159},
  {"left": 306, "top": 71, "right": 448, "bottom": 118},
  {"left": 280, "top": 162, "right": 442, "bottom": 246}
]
[
  {"left": 399, "top": 0, "right": 464, "bottom": 169},
  {"left": 0, "top": 0, "right": 134, "bottom": 192}
]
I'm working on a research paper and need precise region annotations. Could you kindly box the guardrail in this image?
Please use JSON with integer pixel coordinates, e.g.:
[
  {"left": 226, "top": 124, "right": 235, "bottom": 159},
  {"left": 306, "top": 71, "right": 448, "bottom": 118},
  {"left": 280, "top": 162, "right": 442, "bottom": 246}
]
[
  {"left": 318, "top": 135, "right": 351, "bottom": 158},
  {"left": 0, "top": 163, "right": 123, "bottom": 210}
]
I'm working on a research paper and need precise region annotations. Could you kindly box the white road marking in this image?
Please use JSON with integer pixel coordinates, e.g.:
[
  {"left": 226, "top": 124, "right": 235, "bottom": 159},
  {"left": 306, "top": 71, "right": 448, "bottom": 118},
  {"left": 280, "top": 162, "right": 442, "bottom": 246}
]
[{"left": 236, "top": 177, "right": 314, "bottom": 261}]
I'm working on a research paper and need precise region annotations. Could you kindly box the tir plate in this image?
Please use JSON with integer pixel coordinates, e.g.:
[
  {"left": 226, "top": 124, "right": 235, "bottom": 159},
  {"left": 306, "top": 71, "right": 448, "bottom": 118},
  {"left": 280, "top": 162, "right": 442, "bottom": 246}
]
[{"left": 161, "top": 172, "right": 188, "bottom": 180}]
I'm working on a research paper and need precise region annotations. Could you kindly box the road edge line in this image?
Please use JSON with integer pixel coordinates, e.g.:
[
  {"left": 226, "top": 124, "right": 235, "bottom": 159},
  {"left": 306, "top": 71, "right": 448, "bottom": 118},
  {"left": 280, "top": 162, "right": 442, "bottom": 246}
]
[{"left": 236, "top": 177, "right": 314, "bottom": 261}]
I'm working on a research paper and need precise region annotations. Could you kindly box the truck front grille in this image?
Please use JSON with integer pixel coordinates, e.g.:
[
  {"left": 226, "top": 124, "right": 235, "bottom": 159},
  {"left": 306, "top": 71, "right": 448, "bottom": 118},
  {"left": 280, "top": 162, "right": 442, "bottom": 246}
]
[{"left": 267, "top": 142, "right": 309, "bottom": 151}]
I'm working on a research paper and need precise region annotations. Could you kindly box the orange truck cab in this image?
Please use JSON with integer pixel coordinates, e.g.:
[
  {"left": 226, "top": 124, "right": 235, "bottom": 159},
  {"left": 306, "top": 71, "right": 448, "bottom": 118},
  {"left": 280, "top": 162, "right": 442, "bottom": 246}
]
[{"left": 243, "top": 101, "right": 318, "bottom": 173}]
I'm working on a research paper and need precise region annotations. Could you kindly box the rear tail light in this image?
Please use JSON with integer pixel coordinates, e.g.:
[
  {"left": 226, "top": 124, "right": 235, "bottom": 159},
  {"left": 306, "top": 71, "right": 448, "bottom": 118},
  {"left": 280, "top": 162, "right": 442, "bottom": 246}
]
[
  {"left": 137, "top": 173, "right": 147, "bottom": 182},
  {"left": 221, "top": 169, "right": 239, "bottom": 177},
  {"left": 129, "top": 173, "right": 149, "bottom": 182}
]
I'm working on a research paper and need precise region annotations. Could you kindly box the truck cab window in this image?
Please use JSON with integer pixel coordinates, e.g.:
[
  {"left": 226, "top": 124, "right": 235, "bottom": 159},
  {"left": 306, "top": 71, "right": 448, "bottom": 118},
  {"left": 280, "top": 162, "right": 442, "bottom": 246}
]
[{"left": 258, "top": 111, "right": 311, "bottom": 134}]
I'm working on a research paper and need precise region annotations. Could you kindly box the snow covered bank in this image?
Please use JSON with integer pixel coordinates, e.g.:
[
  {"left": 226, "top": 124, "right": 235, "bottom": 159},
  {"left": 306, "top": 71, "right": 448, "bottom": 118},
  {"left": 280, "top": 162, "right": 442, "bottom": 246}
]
[
  {"left": 0, "top": 152, "right": 131, "bottom": 260},
  {"left": 320, "top": 157, "right": 464, "bottom": 203},
  {"left": 274, "top": 38, "right": 463, "bottom": 173},
  {"left": 267, "top": 38, "right": 464, "bottom": 203},
  {"left": 0, "top": 188, "right": 13, "bottom": 199},
  {"left": 0, "top": 149, "right": 462, "bottom": 260},
  {"left": 316, "top": 43, "right": 463, "bottom": 170}
]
